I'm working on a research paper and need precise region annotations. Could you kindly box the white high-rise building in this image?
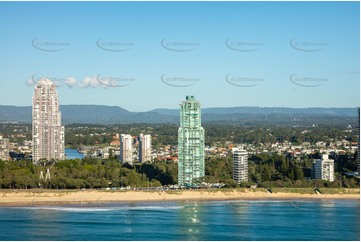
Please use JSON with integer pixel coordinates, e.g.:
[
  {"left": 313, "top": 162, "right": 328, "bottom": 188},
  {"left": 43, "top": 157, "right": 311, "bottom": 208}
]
[
  {"left": 233, "top": 148, "right": 248, "bottom": 183},
  {"left": 312, "top": 154, "right": 334, "bottom": 182},
  {"left": 32, "top": 78, "right": 65, "bottom": 163},
  {"left": 0, "top": 135, "right": 10, "bottom": 161},
  {"left": 120, "top": 134, "right": 133, "bottom": 164},
  {"left": 139, "top": 134, "right": 151, "bottom": 163}
]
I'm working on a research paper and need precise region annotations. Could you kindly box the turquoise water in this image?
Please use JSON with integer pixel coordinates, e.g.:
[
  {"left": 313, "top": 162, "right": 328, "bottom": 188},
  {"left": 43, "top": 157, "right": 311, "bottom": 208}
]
[
  {"left": 0, "top": 199, "right": 359, "bottom": 241},
  {"left": 65, "top": 148, "right": 84, "bottom": 159}
]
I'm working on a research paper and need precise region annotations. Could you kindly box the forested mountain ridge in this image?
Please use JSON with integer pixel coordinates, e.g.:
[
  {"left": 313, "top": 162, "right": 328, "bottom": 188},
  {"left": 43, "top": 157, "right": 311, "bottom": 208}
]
[{"left": 0, "top": 105, "right": 357, "bottom": 125}]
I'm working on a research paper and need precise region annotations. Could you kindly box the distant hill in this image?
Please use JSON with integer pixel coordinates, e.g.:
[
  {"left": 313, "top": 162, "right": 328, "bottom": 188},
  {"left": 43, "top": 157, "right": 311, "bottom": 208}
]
[
  {"left": 152, "top": 107, "right": 358, "bottom": 116},
  {"left": 0, "top": 105, "right": 176, "bottom": 125},
  {"left": 0, "top": 106, "right": 31, "bottom": 123},
  {"left": 60, "top": 105, "right": 131, "bottom": 124},
  {"left": 0, "top": 105, "right": 357, "bottom": 125}
]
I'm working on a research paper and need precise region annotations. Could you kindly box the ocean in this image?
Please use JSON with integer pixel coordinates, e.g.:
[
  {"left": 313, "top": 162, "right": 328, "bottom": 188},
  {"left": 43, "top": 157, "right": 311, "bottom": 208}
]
[{"left": 0, "top": 199, "right": 359, "bottom": 241}]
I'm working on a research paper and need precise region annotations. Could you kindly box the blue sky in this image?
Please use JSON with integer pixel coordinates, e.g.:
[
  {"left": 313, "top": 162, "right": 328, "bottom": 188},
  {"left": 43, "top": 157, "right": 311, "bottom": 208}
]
[{"left": 0, "top": 1, "right": 359, "bottom": 111}]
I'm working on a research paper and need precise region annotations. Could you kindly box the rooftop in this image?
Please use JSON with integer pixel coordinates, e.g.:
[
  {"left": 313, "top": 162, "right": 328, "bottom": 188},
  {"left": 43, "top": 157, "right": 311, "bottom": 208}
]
[{"left": 37, "top": 78, "right": 54, "bottom": 86}]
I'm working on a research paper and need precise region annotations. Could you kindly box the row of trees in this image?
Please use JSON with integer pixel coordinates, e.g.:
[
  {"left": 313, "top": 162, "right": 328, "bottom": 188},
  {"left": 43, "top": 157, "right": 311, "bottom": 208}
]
[
  {"left": 0, "top": 158, "right": 165, "bottom": 189},
  {"left": 0, "top": 151, "right": 359, "bottom": 189}
]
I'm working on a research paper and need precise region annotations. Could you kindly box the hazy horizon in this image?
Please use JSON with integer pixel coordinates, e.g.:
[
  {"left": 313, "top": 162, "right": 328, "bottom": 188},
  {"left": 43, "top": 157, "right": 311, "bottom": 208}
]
[{"left": 0, "top": 103, "right": 358, "bottom": 115}]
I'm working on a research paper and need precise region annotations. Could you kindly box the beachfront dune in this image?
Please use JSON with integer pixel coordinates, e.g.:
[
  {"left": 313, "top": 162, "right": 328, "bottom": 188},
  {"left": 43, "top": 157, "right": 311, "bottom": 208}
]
[{"left": 0, "top": 188, "right": 359, "bottom": 206}]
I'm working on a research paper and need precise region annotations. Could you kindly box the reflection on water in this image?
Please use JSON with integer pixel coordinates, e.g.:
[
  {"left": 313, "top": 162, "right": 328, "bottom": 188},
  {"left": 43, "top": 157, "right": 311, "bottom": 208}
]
[
  {"left": 319, "top": 200, "right": 336, "bottom": 208},
  {"left": 226, "top": 200, "right": 250, "bottom": 215},
  {"left": 176, "top": 201, "right": 206, "bottom": 240}
]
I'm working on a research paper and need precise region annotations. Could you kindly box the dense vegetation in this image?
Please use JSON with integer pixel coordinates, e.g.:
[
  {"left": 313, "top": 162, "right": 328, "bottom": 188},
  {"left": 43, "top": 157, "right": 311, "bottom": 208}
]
[
  {"left": 0, "top": 151, "right": 358, "bottom": 189},
  {"left": 0, "top": 158, "right": 171, "bottom": 189},
  {"left": 0, "top": 123, "right": 358, "bottom": 147}
]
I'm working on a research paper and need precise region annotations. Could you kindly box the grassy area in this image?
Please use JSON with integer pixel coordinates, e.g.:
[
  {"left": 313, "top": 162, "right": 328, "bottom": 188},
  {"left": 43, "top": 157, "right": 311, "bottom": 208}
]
[
  {"left": 0, "top": 189, "right": 77, "bottom": 193},
  {"left": 165, "top": 190, "right": 183, "bottom": 195},
  {"left": 317, "top": 188, "right": 360, "bottom": 195},
  {"left": 270, "top": 187, "right": 360, "bottom": 195},
  {"left": 271, "top": 188, "right": 316, "bottom": 194}
]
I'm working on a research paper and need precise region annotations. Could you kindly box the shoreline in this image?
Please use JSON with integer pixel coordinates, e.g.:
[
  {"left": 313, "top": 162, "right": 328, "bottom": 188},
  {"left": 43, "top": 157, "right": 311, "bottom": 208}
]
[{"left": 0, "top": 189, "right": 359, "bottom": 207}]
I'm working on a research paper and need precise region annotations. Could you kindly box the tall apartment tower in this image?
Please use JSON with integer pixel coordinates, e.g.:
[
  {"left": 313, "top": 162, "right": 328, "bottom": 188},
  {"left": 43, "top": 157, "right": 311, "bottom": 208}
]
[
  {"left": 233, "top": 148, "right": 248, "bottom": 183},
  {"left": 0, "top": 135, "right": 10, "bottom": 161},
  {"left": 139, "top": 134, "right": 151, "bottom": 163},
  {"left": 178, "top": 95, "right": 205, "bottom": 187},
  {"left": 312, "top": 154, "right": 334, "bottom": 182},
  {"left": 120, "top": 134, "right": 133, "bottom": 164},
  {"left": 32, "top": 78, "right": 65, "bottom": 163}
]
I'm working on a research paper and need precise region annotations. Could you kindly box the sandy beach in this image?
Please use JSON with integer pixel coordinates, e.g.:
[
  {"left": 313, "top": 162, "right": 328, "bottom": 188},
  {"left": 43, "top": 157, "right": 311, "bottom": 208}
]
[{"left": 0, "top": 188, "right": 359, "bottom": 206}]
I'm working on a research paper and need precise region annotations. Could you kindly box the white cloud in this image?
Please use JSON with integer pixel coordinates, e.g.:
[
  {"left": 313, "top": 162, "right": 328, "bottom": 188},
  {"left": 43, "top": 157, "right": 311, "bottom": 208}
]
[
  {"left": 79, "top": 76, "right": 100, "bottom": 88},
  {"left": 26, "top": 75, "right": 122, "bottom": 89},
  {"left": 64, "top": 77, "right": 77, "bottom": 88},
  {"left": 96, "top": 75, "right": 116, "bottom": 88},
  {"left": 51, "top": 78, "right": 63, "bottom": 87},
  {"left": 26, "top": 76, "right": 37, "bottom": 86}
]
